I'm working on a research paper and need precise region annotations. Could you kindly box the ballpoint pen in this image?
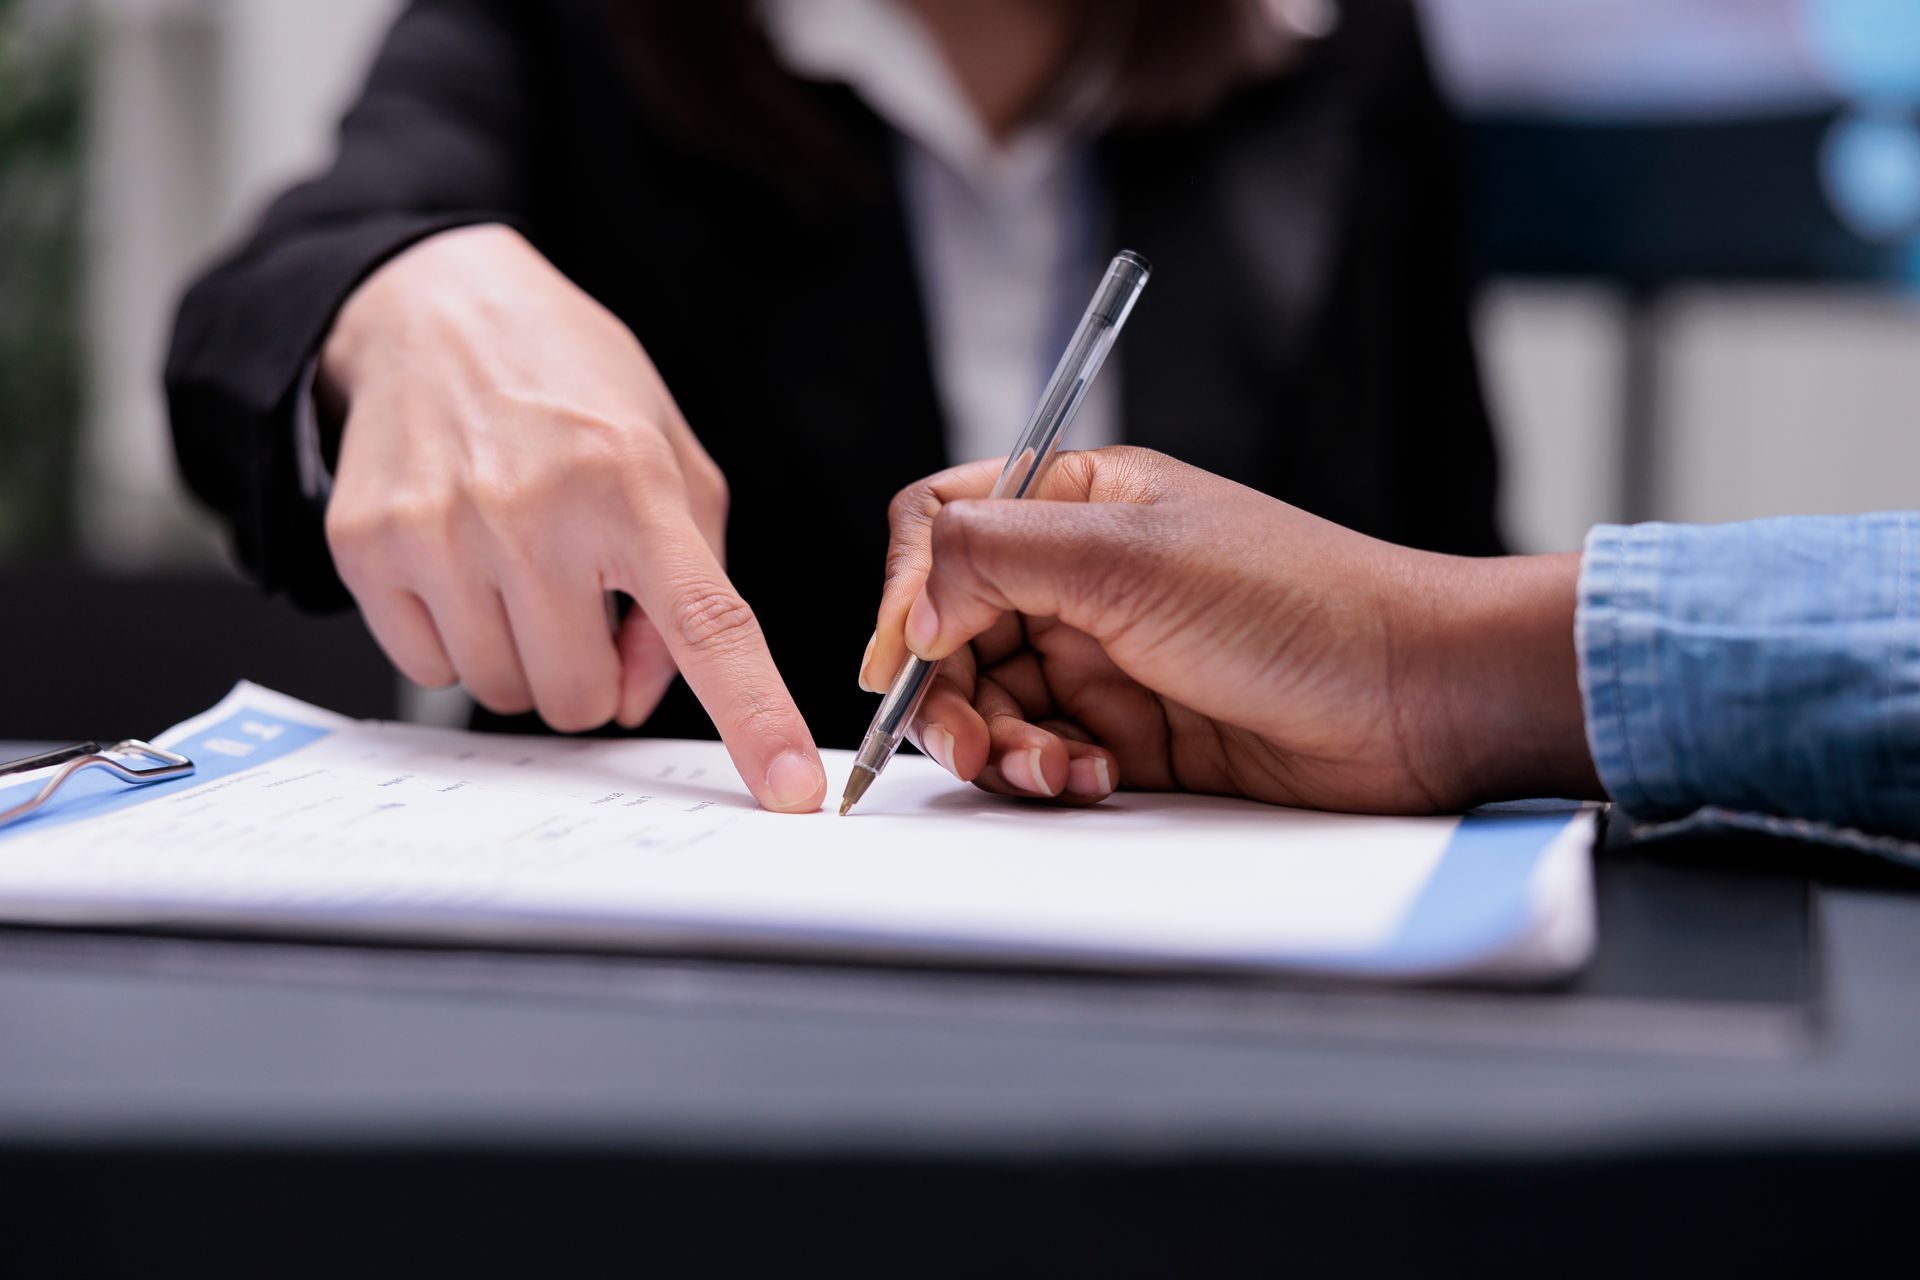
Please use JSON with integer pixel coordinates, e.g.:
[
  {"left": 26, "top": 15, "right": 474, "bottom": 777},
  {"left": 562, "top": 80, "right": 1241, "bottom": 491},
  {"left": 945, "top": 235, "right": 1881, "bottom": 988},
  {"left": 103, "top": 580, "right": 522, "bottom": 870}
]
[{"left": 840, "top": 249, "right": 1152, "bottom": 816}]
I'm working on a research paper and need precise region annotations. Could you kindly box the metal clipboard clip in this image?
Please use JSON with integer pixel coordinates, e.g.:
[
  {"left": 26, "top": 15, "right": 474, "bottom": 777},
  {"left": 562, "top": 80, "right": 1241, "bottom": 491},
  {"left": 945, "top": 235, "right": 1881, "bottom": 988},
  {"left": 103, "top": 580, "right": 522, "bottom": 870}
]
[{"left": 0, "top": 741, "right": 197, "bottom": 831}]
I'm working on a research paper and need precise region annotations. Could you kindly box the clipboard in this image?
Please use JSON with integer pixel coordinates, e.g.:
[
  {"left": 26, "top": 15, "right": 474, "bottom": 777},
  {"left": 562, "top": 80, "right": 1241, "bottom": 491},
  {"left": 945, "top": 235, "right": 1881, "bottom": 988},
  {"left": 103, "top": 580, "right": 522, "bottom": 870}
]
[
  {"left": 0, "top": 683, "right": 1599, "bottom": 985},
  {"left": 0, "top": 741, "right": 196, "bottom": 831}
]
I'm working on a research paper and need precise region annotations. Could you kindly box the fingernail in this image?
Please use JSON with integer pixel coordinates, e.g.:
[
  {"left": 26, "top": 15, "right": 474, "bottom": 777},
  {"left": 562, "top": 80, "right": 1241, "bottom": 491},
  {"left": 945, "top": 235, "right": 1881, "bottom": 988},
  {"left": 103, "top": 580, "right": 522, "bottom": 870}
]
[
  {"left": 765, "top": 751, "right": 824, "bottom": 812},
  {"left": 905, "top": 592, "right": 939, "bottom": 658},
  {"left": 924, "top": 725, "right": 958, "bottom": 777},
  {"left": 1007, "top": 747, "right": 1056, "bottom": 796},
  {"left": 858, "top": 630, "right": 879, "bottom": 693},
  {"left": 1067, "top": 755, "right": 1112, "bottom": 798}
]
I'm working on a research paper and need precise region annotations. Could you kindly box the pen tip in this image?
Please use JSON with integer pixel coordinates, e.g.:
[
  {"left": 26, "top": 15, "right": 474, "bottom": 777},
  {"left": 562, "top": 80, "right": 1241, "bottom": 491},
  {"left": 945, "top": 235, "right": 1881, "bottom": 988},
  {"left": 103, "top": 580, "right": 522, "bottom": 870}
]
[{"left": 839, "top": 765, "right": 875, "bottom": 817}]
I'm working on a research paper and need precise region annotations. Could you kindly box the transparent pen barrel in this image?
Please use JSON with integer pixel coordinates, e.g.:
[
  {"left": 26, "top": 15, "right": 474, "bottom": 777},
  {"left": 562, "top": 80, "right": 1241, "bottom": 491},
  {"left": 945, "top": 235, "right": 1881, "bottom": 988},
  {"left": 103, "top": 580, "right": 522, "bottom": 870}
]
[
  {"left": 858, "top": 654, "right": 938, "bottom": 770},
  {"left": 991, "top": 253, "right": 1150, "bottom": 502}
]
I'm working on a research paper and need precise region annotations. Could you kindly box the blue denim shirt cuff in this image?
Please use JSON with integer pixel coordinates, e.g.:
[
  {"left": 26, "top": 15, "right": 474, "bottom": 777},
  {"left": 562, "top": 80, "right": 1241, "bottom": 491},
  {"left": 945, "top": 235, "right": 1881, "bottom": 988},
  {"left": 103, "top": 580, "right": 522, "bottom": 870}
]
[
  {"left": 1576, "top": 522, "right": 1667, "bottom": 817},
  {"left": 1576, "top": 514, "right": 1920, "bottom": 851}
]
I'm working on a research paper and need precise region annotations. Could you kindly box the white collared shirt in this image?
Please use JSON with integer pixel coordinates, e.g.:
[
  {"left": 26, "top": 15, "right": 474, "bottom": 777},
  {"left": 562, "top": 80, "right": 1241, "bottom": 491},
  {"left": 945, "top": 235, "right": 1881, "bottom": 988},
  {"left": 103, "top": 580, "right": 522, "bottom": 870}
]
[{"left": 760, "top": 0, "right": 1120, "bottom": 465}]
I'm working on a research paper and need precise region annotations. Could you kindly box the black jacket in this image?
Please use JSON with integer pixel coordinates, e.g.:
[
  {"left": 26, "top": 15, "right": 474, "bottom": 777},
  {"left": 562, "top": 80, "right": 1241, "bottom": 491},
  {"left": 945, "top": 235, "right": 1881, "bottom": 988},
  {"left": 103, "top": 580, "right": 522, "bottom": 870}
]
[{"left": 166, "top": 0, "right": 1503, "bottom": 750}]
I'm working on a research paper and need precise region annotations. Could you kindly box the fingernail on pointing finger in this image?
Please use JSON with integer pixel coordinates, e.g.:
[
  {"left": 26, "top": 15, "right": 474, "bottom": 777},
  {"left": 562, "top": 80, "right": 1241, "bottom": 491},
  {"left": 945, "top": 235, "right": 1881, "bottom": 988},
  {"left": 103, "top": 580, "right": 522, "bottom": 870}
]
[
  {"left": 766, "top": 751, "right": 824, "bottom": 812},
  {"left": 924, "top": 725, "right": 958, "bottom": 777},
  {"left": 858, "top": 631, "right": 879, "bottom": 693},
  {"left": 1067, "top": 755, "right": 1112, "bottom": 799},
  {"left": 905, "top": 593, "right": 940, "bottom": 658},
  {"left": 1007, "top": 747, "right": 1056, "bottom": 797}
]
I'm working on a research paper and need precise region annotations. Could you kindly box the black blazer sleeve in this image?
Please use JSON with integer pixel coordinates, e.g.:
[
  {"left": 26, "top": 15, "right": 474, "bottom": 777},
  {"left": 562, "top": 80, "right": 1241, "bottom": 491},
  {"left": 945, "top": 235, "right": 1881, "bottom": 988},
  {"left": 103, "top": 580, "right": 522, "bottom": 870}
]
[{"left": 165, "top": 0, "right": 531, "bottom": 610}]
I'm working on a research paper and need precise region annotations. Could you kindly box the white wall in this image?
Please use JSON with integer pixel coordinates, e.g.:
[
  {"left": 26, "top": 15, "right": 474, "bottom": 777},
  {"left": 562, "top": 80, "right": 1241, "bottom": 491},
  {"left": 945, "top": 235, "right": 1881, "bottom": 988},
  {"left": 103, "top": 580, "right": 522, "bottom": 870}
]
[
  {"left": 1477, "top": 284, "right": 1626, "bottom": 552},
  {"left": 1657, "top": 289, "right": 1920, "bottom": 523},
  {"left": 1479, "top": 285, "right": 1920, "bottom": 553},
  {"left": 81, "top": 0, "right": 401, "bottom": 566}
]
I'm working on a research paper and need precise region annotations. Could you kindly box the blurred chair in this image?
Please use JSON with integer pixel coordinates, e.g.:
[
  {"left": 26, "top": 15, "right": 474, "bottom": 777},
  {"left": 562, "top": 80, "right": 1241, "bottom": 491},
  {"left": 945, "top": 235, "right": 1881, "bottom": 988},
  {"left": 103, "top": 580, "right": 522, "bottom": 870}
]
[
  {"left": 0, "top": 563, "right": 396, "bottom": 742},
  {"left": 1466, "top": 109, "right": 1905, "bottom": 522}
]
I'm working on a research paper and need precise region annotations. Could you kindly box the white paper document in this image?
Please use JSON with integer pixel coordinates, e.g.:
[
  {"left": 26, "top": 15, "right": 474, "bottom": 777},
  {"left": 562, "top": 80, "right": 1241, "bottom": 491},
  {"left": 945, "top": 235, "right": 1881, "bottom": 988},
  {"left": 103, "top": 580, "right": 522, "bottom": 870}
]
[{"left": 0, "top": 684, "right": 1597, "bottom": 981}]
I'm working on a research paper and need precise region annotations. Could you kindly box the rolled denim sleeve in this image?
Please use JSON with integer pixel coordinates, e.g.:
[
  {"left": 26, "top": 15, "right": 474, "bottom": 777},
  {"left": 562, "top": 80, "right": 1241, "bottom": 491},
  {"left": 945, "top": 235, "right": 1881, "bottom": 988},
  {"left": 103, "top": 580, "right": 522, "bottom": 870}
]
[{"left": 1577, "top": 513, "right": 1920, "bottom": 852}]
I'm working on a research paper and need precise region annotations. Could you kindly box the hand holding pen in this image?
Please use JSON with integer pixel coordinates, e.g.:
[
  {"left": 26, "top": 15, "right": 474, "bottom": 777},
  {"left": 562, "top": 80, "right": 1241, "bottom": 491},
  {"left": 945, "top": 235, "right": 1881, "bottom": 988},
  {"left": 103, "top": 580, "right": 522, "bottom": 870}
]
[{"left": 841, "top": 251, "right": 1151, "bottom": 814}]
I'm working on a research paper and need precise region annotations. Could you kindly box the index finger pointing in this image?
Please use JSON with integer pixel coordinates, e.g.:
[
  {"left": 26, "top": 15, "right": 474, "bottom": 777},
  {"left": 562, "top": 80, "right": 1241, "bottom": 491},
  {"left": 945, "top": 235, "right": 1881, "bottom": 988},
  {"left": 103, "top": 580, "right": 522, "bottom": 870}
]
[{"left": 618, "top": 512, "right": 825, "bottom": 813}]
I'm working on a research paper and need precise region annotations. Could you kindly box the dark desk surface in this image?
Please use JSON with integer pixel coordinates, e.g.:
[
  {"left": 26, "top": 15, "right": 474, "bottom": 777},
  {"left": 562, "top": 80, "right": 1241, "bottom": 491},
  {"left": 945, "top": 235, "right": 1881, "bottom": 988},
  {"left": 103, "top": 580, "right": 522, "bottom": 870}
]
[{"left": 2, "top": 739, "right": 1915, "bottom": 1273}]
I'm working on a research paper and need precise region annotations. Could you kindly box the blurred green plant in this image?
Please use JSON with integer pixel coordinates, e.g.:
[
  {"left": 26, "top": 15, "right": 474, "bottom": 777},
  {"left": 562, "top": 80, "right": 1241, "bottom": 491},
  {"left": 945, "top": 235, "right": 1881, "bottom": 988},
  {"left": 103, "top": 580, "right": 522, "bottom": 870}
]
[{"left": 0, "top": 0, "right": 84, "bottom": 556}]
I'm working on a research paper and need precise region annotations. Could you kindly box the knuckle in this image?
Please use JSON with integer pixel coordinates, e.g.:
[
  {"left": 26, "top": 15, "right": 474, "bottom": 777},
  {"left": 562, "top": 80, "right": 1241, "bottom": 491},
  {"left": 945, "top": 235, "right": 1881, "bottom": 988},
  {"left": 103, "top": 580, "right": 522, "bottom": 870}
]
[
  {"left": 632, "top": 428, "right": 683, "bottom": 476},
  {"left": 328, "top": 493, "right": 449, "bottom": 579},
  {"left": 1048, "top": 449, "right": 1102, "bottom": 499},
  {"left": 887, "top": 480, "right": 942, "bottom": 532},
  {"left": 883, "top": 512, "right": 939, "bottom": 582},
  {"left": 1106, "top": 445, "right": 1164, "bottom": 468},
  {"left": 669, "top": 583, "right": 762, "bottom": 652},
  {"left": 371, "top": 490, "right": 459, "bottom": 545},
  {"left": 324, "top": 504, "right": 377, "bottom": 567},
  {"left": 500, "top": 391, "right": 626, "bottom": 444},
  {"left": 616, "top": 455, "right": 691, "bottom": 526},
  {"left": 465, "top": 472, "right": 542, "bottom": 533},
  {"left": 1097, "top": 446, "right": 1178, "bottom": 503}
]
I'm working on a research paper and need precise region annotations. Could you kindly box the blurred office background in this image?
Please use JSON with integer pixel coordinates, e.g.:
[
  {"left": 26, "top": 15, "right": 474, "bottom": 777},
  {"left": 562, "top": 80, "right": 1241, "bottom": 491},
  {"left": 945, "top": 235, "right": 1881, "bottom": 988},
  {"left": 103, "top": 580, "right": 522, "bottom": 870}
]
[{"left": 2, "top": 0, "right": 1917, "bottom": 737}]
